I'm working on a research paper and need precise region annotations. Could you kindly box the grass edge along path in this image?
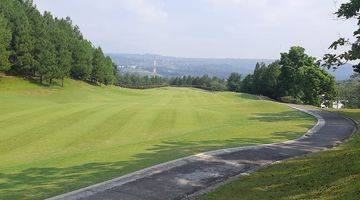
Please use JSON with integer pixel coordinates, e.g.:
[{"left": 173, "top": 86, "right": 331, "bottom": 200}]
[{"left": 201, "top": 109, "right": 360, "bottom": 200}]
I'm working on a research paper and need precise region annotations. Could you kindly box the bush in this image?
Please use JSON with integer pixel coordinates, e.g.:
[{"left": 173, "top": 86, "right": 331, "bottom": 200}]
[{"left": 280, "top": 96, "right": 301, "bottom": 104}]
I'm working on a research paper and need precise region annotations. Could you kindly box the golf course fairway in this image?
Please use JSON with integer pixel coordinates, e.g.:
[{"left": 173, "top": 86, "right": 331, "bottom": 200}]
[{"left": 0, "top": 76, "right": 315, "bottom": 199}]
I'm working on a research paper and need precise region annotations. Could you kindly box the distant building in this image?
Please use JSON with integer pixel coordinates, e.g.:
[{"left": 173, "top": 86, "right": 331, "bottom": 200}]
[
  {"left": 321, "top": 100, "right": 345, "bottom": 109},
  {"left": 152, "top": 60, "right": 157, "bottom": 78},
  {"left": 333, "top": 101, "right": 345, "bottom": 109}
]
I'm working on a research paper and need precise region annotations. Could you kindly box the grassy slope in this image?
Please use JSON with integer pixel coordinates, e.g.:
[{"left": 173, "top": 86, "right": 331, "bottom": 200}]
[
  {"left": 0, "top": 76, "right": 315, "bottom": 199},
  {"left": 202, "top": 110, "right": 360, "bottom": 200}
]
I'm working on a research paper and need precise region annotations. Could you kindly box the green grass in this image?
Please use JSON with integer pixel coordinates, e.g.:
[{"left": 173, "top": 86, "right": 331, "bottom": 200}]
[
  {"left": 0, "top": 76, "right": 315, "bottom": 199},
  {"left": 201, "top": 110, "right": 360, "bottom": 200}
]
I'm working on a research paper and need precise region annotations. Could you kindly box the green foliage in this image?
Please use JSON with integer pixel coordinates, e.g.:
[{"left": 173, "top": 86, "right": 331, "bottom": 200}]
[
  {"left": 241, "top": 62, "right": 280, "bottom": 99},
  {"left": 0, "top": 0, "right": 117, "bottom": 86},
  {"left": 251, "top": 62, "right": 281, "bottom": 98},
  {"left": 280, "top": 96, "right": 300, "bottom": 104},
  {"left": 91, "top": 47, "right": 106, "bottom": 83},
  {"left": 299, "top": 66, "right": 336, "bottom": 106},
  {"left": 241, "top": 74, "right": 254, "bottom": 93},
  {"left": 170, "top": 75, "right": 227, "bottom": 91},
  {"left": 117, "top": 73, "right": 168, "bottom": 89},
  {"left": 71, "top": 39, "right": 93, "bottom": 80},
  {"left": 0, "top": 14, "right": 11, "bottom": 72},
  {"left": 227, "top": 73, "right": 241, "bottom": 92},
  {"left": 323, "top": 0, "right": 360, "bottom": 73},
  {"left": 252, "top": 63, "right": 266, "bottom": 94},
  {"left": 103, "top": 56, "right": 117, "bottom": 85},
  {"left": 10, "top": 1, "right": 35, "bottom": 75},
  {"left": 277, "top": 46, "right": 336, "bottom": 106},
  {"left": 239, "top": 47, "right": 336, "bottom": 107},
  {"left": 337, "top": 73, "right": 360, "bottom": 108},
  {"left": 278, "top": 46, "right": 317, "bottom": 98}
]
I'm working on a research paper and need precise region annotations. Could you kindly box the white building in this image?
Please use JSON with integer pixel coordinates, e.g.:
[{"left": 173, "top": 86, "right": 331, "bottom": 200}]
[
  {"left": 321, "top": 100, "right": 345, "bottom": 109},
  {"left": 332, "top": 101, "right": 345, "bottom": 109}
]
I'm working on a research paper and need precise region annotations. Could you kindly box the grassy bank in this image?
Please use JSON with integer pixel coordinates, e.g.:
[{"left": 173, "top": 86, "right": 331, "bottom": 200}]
[
  {"left": 0, "top": 76, "right": 315, "bottom": 199},
  {"left": 201, "top": 110, "right": 360, "bottom": 200}
]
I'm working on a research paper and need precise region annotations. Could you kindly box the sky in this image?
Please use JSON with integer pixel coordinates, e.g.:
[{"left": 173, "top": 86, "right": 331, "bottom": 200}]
[{"left": 33, "top": 0, "right": 356, "bottom": 59}]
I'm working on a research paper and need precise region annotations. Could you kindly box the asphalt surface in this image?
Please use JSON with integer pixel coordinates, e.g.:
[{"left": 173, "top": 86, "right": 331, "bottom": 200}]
[{"left": 48, "top": 105, "right": 358, "bottom": 200}]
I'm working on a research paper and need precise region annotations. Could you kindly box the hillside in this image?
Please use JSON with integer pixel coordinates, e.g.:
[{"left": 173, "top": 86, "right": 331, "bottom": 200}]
[
  {"left": 0, "top": 76, "right": 315, "bottom": 199},
  {"left": 109, "top": 53, "right": 274, "bottom": 78}
]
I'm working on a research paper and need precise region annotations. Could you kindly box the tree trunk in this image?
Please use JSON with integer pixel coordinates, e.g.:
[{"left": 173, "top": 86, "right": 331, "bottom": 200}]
[
  {"left": 40, "top": 75, "right": 43, "bottom": 85},
  {"left": 49, "top": 78, "right": 52, "bottom": 85},
  {"left": 61, "top": 77, "right": 64, "bottom": 87}
]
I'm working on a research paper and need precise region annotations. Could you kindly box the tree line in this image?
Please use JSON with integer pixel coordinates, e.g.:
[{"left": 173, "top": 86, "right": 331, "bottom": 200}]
[
  {"left": 116, "top": 74, "right": 227, "bottom": 91},
  {"left": 0, "top": 0, "right": 117, "bottom": 86},
  {"left": 115, "top": 47, "right": 337, "bottom": 107},
  {"left": 116, "top": 74, "right": 168, "bottom": 89},
  {"left": 227, "top": 47, "right": 337, "bottom": 107},
  {"left": 169, "top": 75, "right": 226, "bottom": 91}
]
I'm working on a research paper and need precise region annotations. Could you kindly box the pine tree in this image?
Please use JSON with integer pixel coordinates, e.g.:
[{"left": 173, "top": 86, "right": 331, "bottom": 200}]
[
  {"left": 91, "top": 47, "right": 106, "bottom": 84},
  {"left": 71, "top": 39, "right": 93, "bottom": 80},
  {"left": 0, "top": 14, "right": 11, "bottom": 72},
  {"left": 11, "top": 1, "right": 35, "bottom": 75}
]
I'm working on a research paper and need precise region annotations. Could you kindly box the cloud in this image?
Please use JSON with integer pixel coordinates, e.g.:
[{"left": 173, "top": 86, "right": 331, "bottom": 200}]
[
  {"left": 117, "top": 0, "right": 167, "bottom": 23},
  {"left": 33, "top": 0, "right": 356, "bottom": 58},
  {"left": 34, "top": 0, "right": 167, "bottom": 23}
]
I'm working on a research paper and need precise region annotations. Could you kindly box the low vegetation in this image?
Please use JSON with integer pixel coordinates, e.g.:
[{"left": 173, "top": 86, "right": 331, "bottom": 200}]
[
  {"left": 169, "top": 75, "right": 227, "bottom": 91},
  {"left": 116, "top": 73, "right": 168, "bottom": 89},
  {"left": 0, "top": 76, "right": 315, "bottom": 199},
  {"left": 201, "top": 109, "right": 360, "bottom": 200}
]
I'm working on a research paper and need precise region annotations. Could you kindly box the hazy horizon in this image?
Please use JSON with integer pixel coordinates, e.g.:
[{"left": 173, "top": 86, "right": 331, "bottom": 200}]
[{"left": 33, "top": 0, "right": 356, "bottom": 60}]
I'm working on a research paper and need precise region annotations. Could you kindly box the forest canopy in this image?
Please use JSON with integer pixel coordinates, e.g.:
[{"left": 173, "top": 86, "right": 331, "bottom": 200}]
[{"left": 0, "top": 0, "right": 117, "bottom": 86}]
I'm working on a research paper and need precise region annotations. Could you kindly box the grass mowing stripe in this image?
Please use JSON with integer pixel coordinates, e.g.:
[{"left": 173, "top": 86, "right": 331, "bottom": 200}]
[{"left": 0, "top": 76, "right": 315, "bottom": 199}]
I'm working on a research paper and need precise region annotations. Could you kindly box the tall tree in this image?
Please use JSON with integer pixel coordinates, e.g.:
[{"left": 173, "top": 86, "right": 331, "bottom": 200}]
[
  {"left": 261, "top": 61, "right": 281, "bottom": 98},
  {"left": 227, "top": 72, "right": 242, "bottom": 92},
  {"left": 299, "top": 66, "right": 336, "bottom": 106},
  {"left": 9, "top": 1, "right": 35, "bottom": 75},
  {"left": 103, "top": 56, "right": 116, "bottom": 85},
  {"left": 278, "top": 46, "right": 317, "bottom": 99},
  {"left": 241, "top": 74, "right": 254, "bottom": 93},
  {"left": 253, "top": 62, "right": 267, "bottom": 94},
  {"left": 91, "top": 47, "right": 106, "bottom": 84},
  {"left": 71, "top": 39, "right": 93, "bottom": 80},
  {"left": 0, "top": 0, "right": 117, "bottom": 86},
  {"left": 0, "top": 14, "right": 11, "bottom": 72},
  {"left": 53, "top": 25, "right": 72, "bottom": 86}
]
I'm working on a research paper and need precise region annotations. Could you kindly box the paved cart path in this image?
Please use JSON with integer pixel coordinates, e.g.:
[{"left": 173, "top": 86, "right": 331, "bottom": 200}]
[{"left": 48, "top": 105, "right": 358, "bottom": 200}]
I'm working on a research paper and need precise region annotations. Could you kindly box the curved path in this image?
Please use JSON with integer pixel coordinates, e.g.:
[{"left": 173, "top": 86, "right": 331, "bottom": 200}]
[{"left": 48, "top": 105, "right": 358, "bottom": 200}]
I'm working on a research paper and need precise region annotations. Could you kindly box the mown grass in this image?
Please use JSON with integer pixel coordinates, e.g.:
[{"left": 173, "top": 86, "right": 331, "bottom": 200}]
[
  {"left": 201, "top": 110, "right": 360, "bottom": 200},
  {"left": 0, "top": 76, "right": 315, "bottom": 199}
]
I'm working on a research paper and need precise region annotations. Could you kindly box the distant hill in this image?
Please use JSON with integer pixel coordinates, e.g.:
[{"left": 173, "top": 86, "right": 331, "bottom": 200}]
[
  {"left": 108, "top": 53, "right": 355, "bottom": 80},
  {"left": 326, "top": 64, "right": 355, "bottom": 80}
]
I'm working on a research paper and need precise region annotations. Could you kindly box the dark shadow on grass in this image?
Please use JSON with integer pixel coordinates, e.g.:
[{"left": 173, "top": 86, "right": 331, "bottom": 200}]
[
  {"left": 0, "top": 132, "right": 305, "bottom": 200},
  {"left": 249, "top": 110, "right": 313, "bottom": 122},
  {"left": 270, "top": 131, "right": 305, "bottom": 140},
  {"left": 237, "top": 93, "right": 261, "bottom": 100}
]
